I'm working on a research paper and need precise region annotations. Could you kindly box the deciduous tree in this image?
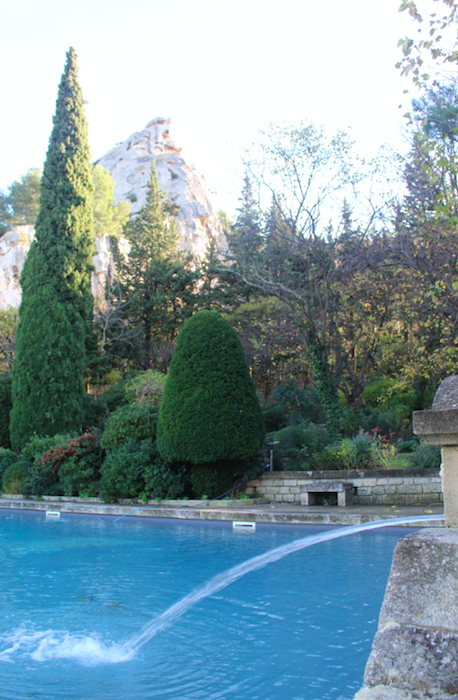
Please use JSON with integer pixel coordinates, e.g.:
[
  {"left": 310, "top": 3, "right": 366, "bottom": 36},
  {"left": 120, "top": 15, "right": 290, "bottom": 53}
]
[{"left": 0, "top": 168, "right": 41, "bottom": 236}]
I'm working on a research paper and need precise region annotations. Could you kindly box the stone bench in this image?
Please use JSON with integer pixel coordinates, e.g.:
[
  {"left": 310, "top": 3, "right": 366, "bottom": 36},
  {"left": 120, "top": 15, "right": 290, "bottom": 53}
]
[{"left": 300, "top": 482, "right": 354, "bottom": 507}]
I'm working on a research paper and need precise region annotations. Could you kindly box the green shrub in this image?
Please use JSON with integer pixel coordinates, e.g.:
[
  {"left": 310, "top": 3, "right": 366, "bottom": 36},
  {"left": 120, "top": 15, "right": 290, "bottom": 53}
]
[
  {"left": 58, "top": 435, "right": 102, "bottom": 496},
  {"left": 340, "top": 405, "right": 406, "bottom": 439},
  {"left": 350, "top": 431, "right": 374, "bottom": 467},
  {"left": 324, "top": 429, "right": 397, "bottom": 471},
  {"left": 101, "top": 403, "right": 159, "bottom": 452},
  {"left": 316, "top": 436, "right": 373, "bottom": 470},
  {"left": 262, "top": 403, "right": 288, "bottom": 432},
  {"left": 125, "top": 370, "right": 167, "bottom": 406},
  {"left": 360, "top": 378, "right": 418, "bottom": 435},
  {"left": 0, "top": 448, "right": 18, "bottom": 484},
  {"left": 100, "top": 435, "right": 189, "bottom": 503},
  {"left": 3, "top": 461, "right": 32, "bottom": 494},
  {"left": 0, "top": 375, "right": 12, "bottom": 448},
  {"left": 158, "top": 310, "right": 265, "bottom": 465},
  {"left": 315, "top": 442, "right": 346, "bottom": 470},
  {"left": 406, "top": 441, "right": 441, "bottom": 469},
  {"left": 361, "top": 378, "right": 417, "bottom": 411},
  {"left": 274, "top": 421, "right": 331, "bottom": 470},
  {"left": 144, "top": 461, "right": 189, "bottom": 500},
  {"left": 397, "top": 436, "right": 421, "bottom": 453},
  {"left": 99, "top": 439, "right": 158, "bottom": 502}
]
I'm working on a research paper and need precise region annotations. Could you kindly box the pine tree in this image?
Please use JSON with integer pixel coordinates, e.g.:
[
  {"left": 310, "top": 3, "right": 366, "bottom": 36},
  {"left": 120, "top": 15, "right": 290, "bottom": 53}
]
[
  {"left": 196, "top": 237, "right": 253, "bottom": 311},
  {"left": 229, "top": 173, "right": 263, "bottom": 257},
  {"left": 10, "top": 48, "right": 95, "bottom": 449},
  {"left": 114, "top": 162, "right": 197, "bottom": 369}
]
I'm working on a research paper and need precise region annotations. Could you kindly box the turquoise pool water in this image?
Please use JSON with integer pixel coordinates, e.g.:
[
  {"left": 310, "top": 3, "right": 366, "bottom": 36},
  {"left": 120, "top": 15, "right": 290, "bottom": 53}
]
[{"left": 0, "top": 511, "right": 415, "bottom": 700}]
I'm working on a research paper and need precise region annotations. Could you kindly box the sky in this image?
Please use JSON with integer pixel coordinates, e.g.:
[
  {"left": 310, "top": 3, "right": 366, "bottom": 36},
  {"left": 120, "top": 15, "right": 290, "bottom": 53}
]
[{"left": 0, "top": 0, "right": 439, "bottom": 216}]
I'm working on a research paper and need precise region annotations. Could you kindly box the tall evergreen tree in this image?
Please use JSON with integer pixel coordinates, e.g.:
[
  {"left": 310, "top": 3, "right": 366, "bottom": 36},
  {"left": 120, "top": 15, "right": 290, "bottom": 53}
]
[
  {"left": 113, "top": 162, "right": 197, "bottom": 370},
  {"left": 229, "top": 173, "right": 263, "bottom": 257},
  {"left": 10, "top": 48, "right": 95, "bottom": 449}
]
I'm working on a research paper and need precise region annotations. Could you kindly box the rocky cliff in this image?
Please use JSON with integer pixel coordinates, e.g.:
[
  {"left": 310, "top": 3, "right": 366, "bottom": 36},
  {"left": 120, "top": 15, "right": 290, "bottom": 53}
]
[
  {"left": 96, "top": 117, "right": 225, "bottom": 258},
  {"left": 0, "top": 118, "right": 225, "bottom": 310},
  {"left": 0, "top": 227, "right": 114, "bottom": 311}
]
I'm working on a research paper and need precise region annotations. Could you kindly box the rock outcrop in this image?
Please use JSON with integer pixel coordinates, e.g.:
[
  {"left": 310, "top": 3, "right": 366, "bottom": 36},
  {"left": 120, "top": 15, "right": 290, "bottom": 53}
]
[
  {"left": 0, "top": 226, "right": 35, "bottom": 310},
  {"left": 0, "top": 226, "right": 115, "bottom": 311},
  {"left": 0, "top": 118, "right": 225, "bottom": 309},
  {"left": 96, "top": 117, "right": 225, "bottom": 259}
]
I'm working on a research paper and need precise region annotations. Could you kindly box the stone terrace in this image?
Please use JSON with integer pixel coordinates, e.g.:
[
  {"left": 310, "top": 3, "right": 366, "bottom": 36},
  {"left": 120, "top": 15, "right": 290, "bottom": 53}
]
[{"left": 246, "top": 469, "right": 442, "bottom": 507}]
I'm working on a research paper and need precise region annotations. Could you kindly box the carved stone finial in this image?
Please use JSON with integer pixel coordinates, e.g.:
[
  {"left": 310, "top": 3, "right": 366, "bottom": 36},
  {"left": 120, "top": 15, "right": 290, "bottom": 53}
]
[{"left": 432, "top": 375, "right": 458, "bottom": 410}]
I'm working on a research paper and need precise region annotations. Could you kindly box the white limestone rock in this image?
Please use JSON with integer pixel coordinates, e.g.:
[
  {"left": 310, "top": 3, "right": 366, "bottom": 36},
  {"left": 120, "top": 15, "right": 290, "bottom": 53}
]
[
  {"left": 0, "top": 226, "right": 114, "bottom": 311},
  {"left": 96, "top": 117, "right": 226, "bottom": 259},
  {"left": 0, "top": 226, "right": 35, "bottom": 310},
  {"left": 0, "top": 118, "right": 225, "bottom": 310}
]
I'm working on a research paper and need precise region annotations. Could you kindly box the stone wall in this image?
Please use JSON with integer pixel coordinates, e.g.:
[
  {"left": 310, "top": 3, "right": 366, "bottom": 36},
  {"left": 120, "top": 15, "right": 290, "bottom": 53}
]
[{"left": 246, "top": 469, "right": 443, "bottom": 506}]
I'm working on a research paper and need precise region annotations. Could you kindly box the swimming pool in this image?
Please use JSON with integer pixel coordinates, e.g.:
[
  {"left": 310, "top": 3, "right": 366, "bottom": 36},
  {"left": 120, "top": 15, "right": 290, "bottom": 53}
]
[{"left": 0, "top": 511, "right": 416, "bottom": 700}]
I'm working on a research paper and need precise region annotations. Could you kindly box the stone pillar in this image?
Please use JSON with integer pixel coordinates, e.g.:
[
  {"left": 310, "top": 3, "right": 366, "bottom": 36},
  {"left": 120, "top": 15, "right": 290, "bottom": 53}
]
[{"left": 413, "top": 375, "right": 458, "bottom": 527}]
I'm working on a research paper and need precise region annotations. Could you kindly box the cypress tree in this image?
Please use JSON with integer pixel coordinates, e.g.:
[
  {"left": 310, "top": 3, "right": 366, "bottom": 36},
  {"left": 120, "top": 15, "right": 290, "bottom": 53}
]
[{"left": 10, "top": 48, "right": 95, "bottom": 449}]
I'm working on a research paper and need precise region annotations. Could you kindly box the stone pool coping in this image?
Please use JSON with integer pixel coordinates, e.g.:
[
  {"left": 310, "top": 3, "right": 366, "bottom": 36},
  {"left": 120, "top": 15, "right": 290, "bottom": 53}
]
[{"left": 0, "top": 496, "right": 444, "bottom": 527}]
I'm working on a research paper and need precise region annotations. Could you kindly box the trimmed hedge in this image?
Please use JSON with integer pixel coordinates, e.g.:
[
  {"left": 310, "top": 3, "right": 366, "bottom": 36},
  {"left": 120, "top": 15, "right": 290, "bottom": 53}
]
[{"left": 158, "top": 310, "right": 265, "bottom": 465}]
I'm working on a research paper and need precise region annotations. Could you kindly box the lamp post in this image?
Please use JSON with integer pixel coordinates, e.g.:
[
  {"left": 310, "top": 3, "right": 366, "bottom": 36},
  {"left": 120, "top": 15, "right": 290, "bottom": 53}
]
[{"left": 265, "top": 439, "right": 279, "bottom": 471}]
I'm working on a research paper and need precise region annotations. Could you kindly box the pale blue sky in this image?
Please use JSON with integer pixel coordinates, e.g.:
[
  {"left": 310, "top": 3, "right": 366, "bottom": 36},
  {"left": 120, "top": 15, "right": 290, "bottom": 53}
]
[{"left": 1, "top": 0, "right": 434, "bottom": 214}]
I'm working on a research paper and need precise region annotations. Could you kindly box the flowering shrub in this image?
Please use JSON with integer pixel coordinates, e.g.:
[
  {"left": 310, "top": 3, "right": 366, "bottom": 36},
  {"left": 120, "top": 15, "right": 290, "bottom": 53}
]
[
  {"left": 366, "top": 427, "right": 396, "bottom": 444},
  {"left": 368, "top": 428, "right": 397, "bottom": 469},
  {"left": 21, "top": 433, "right": 75, "bottom": 463},
  {"left": 22, "top": 434, "right": 102, "bottom": 496}
]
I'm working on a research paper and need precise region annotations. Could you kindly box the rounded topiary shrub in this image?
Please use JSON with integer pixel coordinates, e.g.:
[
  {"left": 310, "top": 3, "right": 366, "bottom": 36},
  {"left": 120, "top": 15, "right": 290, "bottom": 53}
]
[
  {"left": 158, "top": 310, "right": 265, "bottom": 496},
  {"left": 3, "top": 461, "right": 32, "bottom": 494}
]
